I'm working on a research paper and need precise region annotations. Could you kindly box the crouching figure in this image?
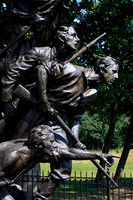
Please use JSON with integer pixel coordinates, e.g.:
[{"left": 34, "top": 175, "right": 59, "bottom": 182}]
[{"left": 0, "top": 125, "right": 119, "bottom": 200}]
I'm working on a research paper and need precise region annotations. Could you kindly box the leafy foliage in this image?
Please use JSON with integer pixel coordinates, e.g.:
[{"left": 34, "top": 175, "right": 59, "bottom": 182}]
[{"left": 67, "top": 0, "right": 133, "bottom": 149}]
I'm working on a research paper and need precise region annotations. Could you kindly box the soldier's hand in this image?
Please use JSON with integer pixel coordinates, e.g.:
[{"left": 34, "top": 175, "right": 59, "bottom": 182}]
[
  {"left": 47, "top": 106, "right": 58, "bottom": 117},
  {"left": 39, "top": 101, "right": 57, "bottom": 116},
  {"left": 96, "top": 153, "right": 119, "bottom": 166},
  {"left": 43, "top": 102, "right": 58, "bottom": 116},
  {"left": 74, "top": 141, "right": 87, "bottom": 150}
]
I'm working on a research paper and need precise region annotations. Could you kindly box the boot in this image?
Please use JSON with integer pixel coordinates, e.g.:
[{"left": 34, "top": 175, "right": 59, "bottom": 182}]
[{"left": 33, "top": 175, "right": 60, "bottom": 199}]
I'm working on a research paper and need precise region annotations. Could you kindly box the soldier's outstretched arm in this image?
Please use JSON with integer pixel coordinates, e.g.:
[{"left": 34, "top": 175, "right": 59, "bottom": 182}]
[
  {"left": 58, "top": 147, "right": 119, "bottom": 187},
  {"left": 59, "top": 147, "right": 119, "bottom": 165}
]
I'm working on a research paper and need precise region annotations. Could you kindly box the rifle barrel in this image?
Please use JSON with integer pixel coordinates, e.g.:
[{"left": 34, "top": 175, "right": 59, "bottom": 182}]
[
  {"left": 0, "top": 26, "right": 31, "bottom": 57},
  {"left": 56, "top": 115, "right": 79, "bottom": 144},
  {"left": 67, "top": 32, "right": 106, "bottom": 63},
  {"left": 13, "top": 85, "right": 118, "bottom": 187},
  {"left": 91, "top": 159, "right": 118, "bottom": 187}
]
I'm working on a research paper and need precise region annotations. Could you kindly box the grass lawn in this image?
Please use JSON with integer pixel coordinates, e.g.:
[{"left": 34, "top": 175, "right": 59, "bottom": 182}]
[{"left": 40, "top": 148, "right": 133, "bottom": 177}]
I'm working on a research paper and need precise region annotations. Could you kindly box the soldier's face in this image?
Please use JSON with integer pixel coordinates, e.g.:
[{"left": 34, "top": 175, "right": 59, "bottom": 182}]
[
  {"left": 65, "top": 27, "right": 80, "bottom": 50},
  {"left": 102, "top": 64, "right": 119, "bottom": 85}
]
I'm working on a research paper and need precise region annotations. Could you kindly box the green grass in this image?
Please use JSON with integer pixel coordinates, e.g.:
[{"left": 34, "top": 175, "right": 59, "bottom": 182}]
[
  {"left": 40, "top": 148, "right": 133, "bottom": 177},
  {"left": 39, "top": 149, "right": 133, "bottom": 199}
]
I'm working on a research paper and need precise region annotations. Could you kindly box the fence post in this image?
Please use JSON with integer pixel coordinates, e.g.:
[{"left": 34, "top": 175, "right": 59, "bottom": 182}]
[{"left": 107, "top": 168, "right": 110, "bottom": 200}]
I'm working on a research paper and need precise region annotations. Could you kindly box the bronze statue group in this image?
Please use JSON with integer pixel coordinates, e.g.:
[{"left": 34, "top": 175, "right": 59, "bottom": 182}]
[{"left": 0, "top": 1, "right": 119, "bottom": 200}]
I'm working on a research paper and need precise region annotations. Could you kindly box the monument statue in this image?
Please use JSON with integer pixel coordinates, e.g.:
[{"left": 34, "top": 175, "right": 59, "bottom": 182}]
[
  {"left": 0, "top": 125, "right": 119, "bottom": 200},
  {"left": 0, "top": 1, "right": 119, "bottom": 200},
  {"left": 0, "top": 0, "right": 69, "bottom": 119}
]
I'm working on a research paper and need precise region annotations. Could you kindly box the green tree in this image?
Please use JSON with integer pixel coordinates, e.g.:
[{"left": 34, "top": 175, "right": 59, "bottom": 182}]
[{"left": 68, "top": 0, "right": 133, "bottom": 178}]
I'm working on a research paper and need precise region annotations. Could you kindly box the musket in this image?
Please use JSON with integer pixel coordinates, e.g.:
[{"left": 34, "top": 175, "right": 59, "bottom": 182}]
[
  {"left": 13, "top": 85, "right": 85, "bottom": 147},
  {"left": 12, "top": 85, "right": 118, "bottom": 187},
  {"left": 91, "top": 160, "right": 118, "bottom": 187},
  {"left": 66, "top": 32, "right": 106, "bottom": 63},
  {"left": 0, "top": 1, "right": 68, "bottom": 57},
  {"left": 0, "top": 26, "right": 31, "bottom": 57}
]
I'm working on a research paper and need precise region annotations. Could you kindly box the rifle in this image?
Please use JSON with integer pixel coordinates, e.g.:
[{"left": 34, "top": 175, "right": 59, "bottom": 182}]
[
  {"left": 66, "top": 32, "right": 106, "bottom": 63},
  {"left": 0, "top": 26, "right": 31, "bottom": 57},
  {"left": 12, "top": 85, "right": 118, "bottom": 187},
  {"left": 0, "top": 32, "right": 118, "bottom": 186}
]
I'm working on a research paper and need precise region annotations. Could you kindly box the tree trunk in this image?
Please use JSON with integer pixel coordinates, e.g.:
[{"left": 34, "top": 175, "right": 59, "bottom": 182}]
[
  {"left": 95, "top": 94, "right": 119, "bottom": 183},
  {"left": 114, "top": 111, "right": 133, "bottom": 183}
]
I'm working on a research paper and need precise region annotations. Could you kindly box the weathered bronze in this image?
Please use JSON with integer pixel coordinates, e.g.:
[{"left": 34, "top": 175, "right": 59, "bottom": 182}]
[
  {"left": 10, "top": 84, "right": 119, "bottom": 187},
  {"left": 0, "top": 125, "right": 119, "bottom": 199},
  {"left": 0, "top": 2, "right": 119, "bottom": 199},
  {"left": 0, "top": 0, "right": 68, "bottom": 83},
  {"left": 0, "top": 23, "right": 119, "bottom": 199},
  {"left": 67, "top": 32, "right": 106, "bottom": 63},
  {"left": 0, "top": 26, "right": 31, "bottom": 57},
  {"left": 0, "top": 0, "right": 69, "bottom": 58}
]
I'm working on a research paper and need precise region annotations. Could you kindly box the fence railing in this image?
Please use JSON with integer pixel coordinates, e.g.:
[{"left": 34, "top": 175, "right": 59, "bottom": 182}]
[{"left": 20, "top": 169, "right": 133, "bottom": 200}]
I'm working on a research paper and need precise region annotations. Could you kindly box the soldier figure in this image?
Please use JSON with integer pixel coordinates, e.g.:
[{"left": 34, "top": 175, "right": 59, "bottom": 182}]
[
  {"left": 0, "top": 125, "right": 118, "bottom": 200},
  {"left": 0, "top": 24, "right": 119, "bottom": 199}
]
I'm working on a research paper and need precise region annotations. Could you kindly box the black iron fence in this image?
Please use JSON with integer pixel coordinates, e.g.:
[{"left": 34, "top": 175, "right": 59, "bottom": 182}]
[{"left": 20, "top": 169, "right": 133, "bottom": 200}]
